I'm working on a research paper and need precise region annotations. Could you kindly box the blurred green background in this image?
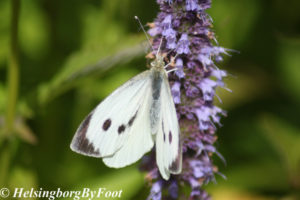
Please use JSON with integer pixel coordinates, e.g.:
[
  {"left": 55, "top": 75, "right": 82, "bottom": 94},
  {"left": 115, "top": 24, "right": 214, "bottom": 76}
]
[{"left": 0, "top": 0, "right": 300, "bottom": 199}]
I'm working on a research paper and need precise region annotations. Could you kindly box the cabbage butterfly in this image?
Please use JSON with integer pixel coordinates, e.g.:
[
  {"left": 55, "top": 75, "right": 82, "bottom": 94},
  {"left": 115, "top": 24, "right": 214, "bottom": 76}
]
[{"left": 70, "top": 20, "right": 182, "bottom": 180}]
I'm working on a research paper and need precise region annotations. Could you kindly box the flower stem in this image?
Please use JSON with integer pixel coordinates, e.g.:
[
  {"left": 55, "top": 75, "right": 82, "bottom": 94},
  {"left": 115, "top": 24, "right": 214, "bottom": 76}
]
[
  {"left": 0, "top": 0, "right": 21, "bottom": 188},
  {"left": 5, "top": 0, "right": 20, "bottom": 136},
  {"left": 0, "top": 142, "right": 12, "bottom": 187}
]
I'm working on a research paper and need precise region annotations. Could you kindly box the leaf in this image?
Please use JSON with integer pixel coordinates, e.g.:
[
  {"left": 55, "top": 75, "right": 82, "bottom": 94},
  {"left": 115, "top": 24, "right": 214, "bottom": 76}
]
[
  {"left": 8, "top": 166, "right": 38, "bottom": 191},
  {"left": 215, "top": 68, "right": 272, "bottom": 109},
  {"left": 210, "top": 187, "right": 275, "bottom": 200},
  {"left": 19, "top": 0, "right": 49, "bottom": 60},
  {"left": 209, "top": 0, "right": 260, "bottom": 48},
  {"left": 278, "top": 37, "right": 300, "bottom": 102},
  {"left": 71, "top": 166, "right": 144, "bottom": 200},
  {"left": 14, "top": 117, "right": 37, "bottom": 145},
  {"left": 209, "top": 161, "right": 289, "bottom": 191},
  {"left": 38, "top": 42, "right": 145, "bottom": 105},
  {"left": 37, "top": 3, "right": 147, "bottom": 105},
  {"left": 259, "top": 114, "right": 300, "bottom": 188}
]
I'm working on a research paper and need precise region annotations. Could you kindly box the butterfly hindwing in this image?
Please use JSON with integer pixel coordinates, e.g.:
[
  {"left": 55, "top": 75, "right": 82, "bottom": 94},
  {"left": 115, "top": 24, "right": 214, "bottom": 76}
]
[
  {"left": 71, "top": 70, "right": 154, "bottom": 167},
  {"left": 156, "top": 74, "right": 182, "bottom": 180}
]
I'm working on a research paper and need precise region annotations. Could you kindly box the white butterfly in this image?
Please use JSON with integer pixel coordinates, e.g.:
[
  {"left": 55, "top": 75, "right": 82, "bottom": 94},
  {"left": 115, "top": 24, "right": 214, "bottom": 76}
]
[{"left": 70, "top": 48, "right": 182, "bottom": 180}]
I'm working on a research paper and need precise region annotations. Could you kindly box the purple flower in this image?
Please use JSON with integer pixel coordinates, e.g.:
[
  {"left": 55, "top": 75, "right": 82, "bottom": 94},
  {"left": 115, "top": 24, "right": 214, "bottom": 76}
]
[
  {"left": 175, "top": 58, "right": 185, "bottom": 79},
  {"left": 168, "top": 181, "right": 178, "bottom": 199},
  {"left": 198, "top": 54, "right": 213, "bottom": 68},
  {"left": 165, "top": 0, "right": 173, "bottom": 4},
  {"left": 147, "top": 181, "right": 162, "bottom": 200},
  {"left": 143, "top": 0, "right": 229, "bottom": 199},
  {"left": 195, "top": 106, "right": 224, "bottom": 130},
  {"left": 162, "top": 15, "right": 172, "bottom": 33},
  {"left": 171, "top": 81, "right": 181, "bottom": 104},
  {"left": 186, "top": 0, "right": 199, "bottom": 11},
  {"left": 198, "top": 78, "right": 217, "bottom": 101},
  {"left": 165, "top": 29, "right": 177, "bottom": 49},
  {"left": 177, "top": 33, "right": 190, "bottom": 54}
]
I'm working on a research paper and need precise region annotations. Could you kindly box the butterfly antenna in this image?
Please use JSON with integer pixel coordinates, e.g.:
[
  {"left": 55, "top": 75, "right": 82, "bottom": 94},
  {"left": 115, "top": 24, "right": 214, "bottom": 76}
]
[
  {"left": 156, "top": 36, "right": 164, "bottom": 57},
  {"left": 134, "top": 16, "right": 154, "bottom": 52}
]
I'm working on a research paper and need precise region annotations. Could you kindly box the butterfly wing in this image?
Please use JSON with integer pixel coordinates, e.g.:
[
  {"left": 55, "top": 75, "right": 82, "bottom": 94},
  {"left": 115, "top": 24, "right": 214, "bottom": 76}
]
[
  {"left": 155, "top": 74, "right": 182, "bottom": 180},
  {"left": 70, "top": 70, "right": 154, "bottom": 167}
]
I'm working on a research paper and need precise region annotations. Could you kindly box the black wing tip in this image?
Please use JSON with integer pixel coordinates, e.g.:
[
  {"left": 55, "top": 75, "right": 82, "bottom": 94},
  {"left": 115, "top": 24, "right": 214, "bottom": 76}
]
[
  {"left": 169, "top": 156, "right": 182, "bottom": 174},
  {"left": 70, "top": 111, "right": 101, "bottom": 157},
  {"left": 70, "top": 135, "right": 101, "bottom": 157}
]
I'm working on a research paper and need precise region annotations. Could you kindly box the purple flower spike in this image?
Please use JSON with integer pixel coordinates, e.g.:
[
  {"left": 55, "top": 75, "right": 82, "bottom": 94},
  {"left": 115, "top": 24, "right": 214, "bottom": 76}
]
[{"left": 143, "top": 0, "right": 229, "bottom": 199}]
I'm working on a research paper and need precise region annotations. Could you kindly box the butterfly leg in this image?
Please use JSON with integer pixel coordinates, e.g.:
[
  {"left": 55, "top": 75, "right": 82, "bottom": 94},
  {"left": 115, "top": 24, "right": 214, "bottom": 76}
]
[
  {"left": 164, "top": 53, "right": 179, "bottom": 69},
  {"left": 167, "top": 68, "right": 178, "bottom": 74}
]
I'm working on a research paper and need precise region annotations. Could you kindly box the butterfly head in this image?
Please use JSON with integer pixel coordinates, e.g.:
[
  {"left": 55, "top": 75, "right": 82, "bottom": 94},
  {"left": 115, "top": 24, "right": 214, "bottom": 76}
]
[{"left": 151, "top": 54, "right": 165, "bottom": 70}]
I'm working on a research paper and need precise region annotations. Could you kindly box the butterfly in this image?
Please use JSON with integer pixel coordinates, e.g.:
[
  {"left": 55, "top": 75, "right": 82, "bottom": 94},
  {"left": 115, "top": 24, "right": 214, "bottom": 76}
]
[{"left": 70, "top": 37, "right": 182, "bottom": 180}]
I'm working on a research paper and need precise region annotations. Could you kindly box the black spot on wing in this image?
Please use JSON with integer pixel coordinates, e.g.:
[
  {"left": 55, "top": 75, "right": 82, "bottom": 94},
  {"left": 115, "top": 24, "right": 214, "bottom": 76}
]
[
  {"left": 169, "top": 131, "right": 172, "bottom": 144},
  {"left": 102, "top": 119, "right": 112, "bottom": 131},
  {"left": 128, "top": 110, "right": 138, "bottom": 127},
  {"left": 72, "top": 112, "right": 100, "bottom": 156},
  {"left": 162, "top": 121, "right": 166, "bottom": 142},
  {"left": 118, "top": 124, "right": 126, "bottom": 134}
]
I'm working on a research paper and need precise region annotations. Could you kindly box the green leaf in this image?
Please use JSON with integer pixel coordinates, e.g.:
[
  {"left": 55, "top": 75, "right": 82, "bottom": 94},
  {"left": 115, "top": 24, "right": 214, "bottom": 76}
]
[
  {"left": 209, "top": 0, "right": 260, "bottom": 48},
  {"left": 215, "top": 69, "right": 271, "bottom": 109},
  {"left": 38, "top": 42, "right": 145, "bottom": 105},
  {"left": 207, "top": 161, "right": 289, "bottom": 192},
  {"left": 0, "top": 83, "right": 33, "bottom": 119},
  {"left": 37, "top": 3, "right": 146, "bottom": 105},
  {"left": 19, "top": 0, "right": 49, "bottom": 60},
  {"left": 8, "top": 166, "right": 38, "bottom": 191},
  {"left": 278, "top": 37, "right": 300, "bottom": 102},
  {"left": 71, "top": 167, "right": 144, "bottom": 200},
  {"left": 260, "top": 114, "right": 300, "bottom": 188}
]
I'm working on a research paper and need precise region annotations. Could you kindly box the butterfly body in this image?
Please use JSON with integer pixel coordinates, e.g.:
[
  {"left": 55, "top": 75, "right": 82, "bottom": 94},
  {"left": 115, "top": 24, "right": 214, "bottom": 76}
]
[
  {"left": 149, "top": 56, "right": 166, "bottom": 134},
  {"left": 70, "top": 55, "right": 182, "bottom": 180}
]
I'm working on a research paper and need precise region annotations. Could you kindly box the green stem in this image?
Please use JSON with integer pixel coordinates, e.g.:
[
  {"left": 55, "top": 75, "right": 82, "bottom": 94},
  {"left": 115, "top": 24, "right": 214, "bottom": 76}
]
[
  {"left": 0, "top": 143, "right": 11, "bottom": 187},
  {"left": 5, "top": 0, "right": 20, "bottom": 135},
  {"left": 0, "top": 0, "right": 21, "bottom": 187}
]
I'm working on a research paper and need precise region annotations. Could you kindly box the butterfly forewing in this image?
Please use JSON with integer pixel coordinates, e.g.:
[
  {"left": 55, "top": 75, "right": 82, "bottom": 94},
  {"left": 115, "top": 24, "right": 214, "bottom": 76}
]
[{"left": 71, "top": 70, "right": 154, "bottom": 163}]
